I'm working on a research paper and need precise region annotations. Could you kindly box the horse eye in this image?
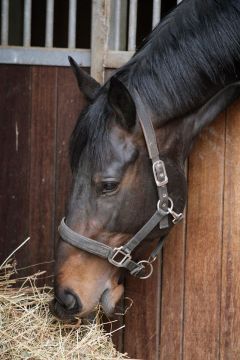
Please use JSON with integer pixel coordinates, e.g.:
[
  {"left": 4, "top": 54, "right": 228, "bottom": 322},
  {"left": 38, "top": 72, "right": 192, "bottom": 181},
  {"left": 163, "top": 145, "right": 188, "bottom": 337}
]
[{"left": 101, "top": 181, "right": 119, "bottom": 194}]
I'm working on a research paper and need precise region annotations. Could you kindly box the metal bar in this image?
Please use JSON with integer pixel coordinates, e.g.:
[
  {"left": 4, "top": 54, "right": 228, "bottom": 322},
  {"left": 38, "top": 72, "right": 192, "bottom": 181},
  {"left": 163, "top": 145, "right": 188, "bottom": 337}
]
[
  {"left": 177, "top": 0, "right": 182, "bottom": 3},
  {"left": 0, "top": 47, "right": 91, "bottom": 66},
  {"left": 1, "top": 0, "right": 9, "bottom": 45},
  {"left": 45, "top": 0, "right": 54, "bottom": 47},
  {"left": 68, "top": 0, "right": 77, "bottom": 48},
  {"left": 104, "top": 50, "right": 134, "bottom": 68},
  {"left": 152, "top": 0, "right": 161, "bottom": 28},
  {"left": 23, "top": 0, "right": 32, "bottom": 46},
  {"left": 128, "top": 0, "right": 138, "bottom": 51},
  {"left": 108, "top": 0, "right": 127, "bottom": 51},
  {"left": 113, "top": 0, "right": 121, "bottom": 50}
]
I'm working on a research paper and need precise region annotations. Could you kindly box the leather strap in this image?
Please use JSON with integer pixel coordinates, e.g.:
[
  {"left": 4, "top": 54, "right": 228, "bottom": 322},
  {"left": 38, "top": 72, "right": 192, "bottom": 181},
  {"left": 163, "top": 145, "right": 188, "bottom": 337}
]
[
  {"left": 134, "top": 89, "right": 169, "bottom": 229},
  {"left": 59, "top": 218, "right": 111, "bottom": 259},
  {"left": 121, "top": 210, "right": 167, "bottom": 254},
  {"left": 59, "top": 208, "right": 166, "bottom": 277}
]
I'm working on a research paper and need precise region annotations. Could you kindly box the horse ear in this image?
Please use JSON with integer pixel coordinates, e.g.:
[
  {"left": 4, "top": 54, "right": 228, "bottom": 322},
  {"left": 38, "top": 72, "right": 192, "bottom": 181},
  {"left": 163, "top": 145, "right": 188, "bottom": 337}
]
[
  {"left": 68, "top": 56, "right": 100, "bottom": 101},
  {"left": 108, "top": 77, "right": 136, "bottom": 130},
  {"left": 183, "top": 82, "right": 240, "bottom": 158}
]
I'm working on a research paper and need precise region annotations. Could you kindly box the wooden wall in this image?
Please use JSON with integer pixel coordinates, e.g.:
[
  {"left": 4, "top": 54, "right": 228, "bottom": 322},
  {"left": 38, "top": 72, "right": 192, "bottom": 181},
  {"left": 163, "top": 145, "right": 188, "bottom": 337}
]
[
  {"left": 122, "top": 104, "right": 240, "bottom": 360},
  {"left": 0, "top": 65, "right": 85, "bottom": 276},
  {"left": 0, "top": 64, "right": 240, "bottom": 359}
]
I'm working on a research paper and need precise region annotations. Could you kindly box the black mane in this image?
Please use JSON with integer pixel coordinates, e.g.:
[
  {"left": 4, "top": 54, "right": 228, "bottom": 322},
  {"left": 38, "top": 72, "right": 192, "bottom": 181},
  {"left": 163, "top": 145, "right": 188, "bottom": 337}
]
[
  {"left": 70, "top": 0, "right": 240, "bottom": 170},
  {"left": 117, "top": 0, "right": 240, "bottom": 120}
]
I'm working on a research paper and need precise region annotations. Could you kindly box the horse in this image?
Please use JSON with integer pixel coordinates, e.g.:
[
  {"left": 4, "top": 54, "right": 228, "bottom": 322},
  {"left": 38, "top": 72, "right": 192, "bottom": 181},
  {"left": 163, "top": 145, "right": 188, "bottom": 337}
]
[{"left": 51, "top": 0, "right": 240, "bottom": 321}]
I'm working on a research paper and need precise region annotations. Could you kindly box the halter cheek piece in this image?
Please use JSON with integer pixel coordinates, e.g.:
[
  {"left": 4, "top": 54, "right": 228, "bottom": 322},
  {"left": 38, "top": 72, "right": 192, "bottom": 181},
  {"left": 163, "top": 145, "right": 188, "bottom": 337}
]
[{"left": 58, "top": 90, "right": 184, "bottom": 279}]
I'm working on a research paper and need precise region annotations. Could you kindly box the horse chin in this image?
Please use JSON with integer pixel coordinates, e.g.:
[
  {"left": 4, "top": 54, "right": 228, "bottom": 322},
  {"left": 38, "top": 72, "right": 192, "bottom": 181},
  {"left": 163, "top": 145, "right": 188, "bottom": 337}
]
[{"left": 100, "top": 284, "right": 124, "bottom": 317}]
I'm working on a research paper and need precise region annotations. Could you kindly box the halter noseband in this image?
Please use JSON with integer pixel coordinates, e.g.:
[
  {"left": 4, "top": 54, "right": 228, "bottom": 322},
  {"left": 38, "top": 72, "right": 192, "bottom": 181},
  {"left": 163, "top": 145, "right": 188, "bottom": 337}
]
[{"left": 58, "top": 90, "right": 183, "bottom": 279}]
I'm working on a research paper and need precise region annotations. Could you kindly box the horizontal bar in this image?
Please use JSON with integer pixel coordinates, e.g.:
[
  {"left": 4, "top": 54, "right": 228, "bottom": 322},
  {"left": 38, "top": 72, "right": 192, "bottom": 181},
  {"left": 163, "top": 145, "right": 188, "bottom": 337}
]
[
  {"left": 104, "top": 50, "right": 134, "bottom": 68},
  {"left": 45, "top": 0, "right": 54, "bottom": 47},
  {"left": 0, "top": 47, "right": 135, "bottom": 69},
  {"left": 152, "top": 0, "right": 161, "bottom": 28},
  {"left": 68, "top": 0, "right": 77, "bottom": 48},
  {"left": 128, "top": 0, "right": 138, "bottom": 51},
  {"left": 1, "top": 0, "right": 9, "bottom": 45},
  {"left": 0, "top": 47, "right": 91, "bottom": 66},
  {"left": 23, "top": 0, "right": 32, "bottom": 46}
]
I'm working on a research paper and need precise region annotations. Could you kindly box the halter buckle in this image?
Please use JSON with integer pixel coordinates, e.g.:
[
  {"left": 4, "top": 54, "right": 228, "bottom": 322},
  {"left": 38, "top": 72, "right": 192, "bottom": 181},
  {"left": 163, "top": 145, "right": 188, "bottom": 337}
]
[
  {"left": 168, "top": 198, "right": 184, "bottom": 224},
  {"left": 153, "top": 160, "right": 168, "bottom": 187},
  {"left": 108, "top": 247, "right": 132, "bottom": 267}
]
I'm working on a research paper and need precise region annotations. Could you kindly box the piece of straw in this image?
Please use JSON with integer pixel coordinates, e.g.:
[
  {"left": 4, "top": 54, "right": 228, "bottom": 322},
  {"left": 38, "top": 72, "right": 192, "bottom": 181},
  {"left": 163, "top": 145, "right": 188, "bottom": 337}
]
[{"left": 0, "top": 237, "right": 30, "bottom": 269}]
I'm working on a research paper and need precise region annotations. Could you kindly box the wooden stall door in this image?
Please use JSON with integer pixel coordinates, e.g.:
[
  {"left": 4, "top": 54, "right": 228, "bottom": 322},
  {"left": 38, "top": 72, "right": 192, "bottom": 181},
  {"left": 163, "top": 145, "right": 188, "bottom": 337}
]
[{"left": 0, "top": 64, "right": 86, "bottom": 278}]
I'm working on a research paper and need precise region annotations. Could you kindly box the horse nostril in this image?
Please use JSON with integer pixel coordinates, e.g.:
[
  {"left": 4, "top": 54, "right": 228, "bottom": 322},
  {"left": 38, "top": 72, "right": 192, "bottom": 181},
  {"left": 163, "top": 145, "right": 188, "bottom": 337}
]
[
  {"left": 55, "top": 288, "right": 82, "bottom": 312},
  {"left": 64, "top": 292, "right": 77, "bottom": 310}
]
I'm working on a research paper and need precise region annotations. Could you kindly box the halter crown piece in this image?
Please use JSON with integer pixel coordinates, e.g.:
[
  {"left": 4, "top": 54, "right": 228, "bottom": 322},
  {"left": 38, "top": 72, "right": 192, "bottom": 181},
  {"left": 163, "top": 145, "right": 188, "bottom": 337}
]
[{"left": 58, "top": 90, "right": 184, "bottom": 279}]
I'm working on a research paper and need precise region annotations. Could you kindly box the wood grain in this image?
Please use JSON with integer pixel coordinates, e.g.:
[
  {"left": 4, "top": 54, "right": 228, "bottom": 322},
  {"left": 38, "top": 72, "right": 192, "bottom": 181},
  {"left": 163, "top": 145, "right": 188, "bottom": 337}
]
[
  {"left": 1, "top": 64, "right": 240, "bottom": 359},
  {"left": 160, "top": 220, "right": 186, "bottom": 359},
  {"left": 0, "top": 65, "right": 31, "bottom": 264},
  {"left": 124, "top": 258, "right": 161, "bottom": 360},
  {"left": 220, "top": 100, "right": 240, "bottom": 360},
  {"left": 183, "top": 114, "right": 226, "bottom": 359},
  {"left": 28, "top": 66, "right": 57, "bottom": 277},
  {"left": 54, "top": 67, "right": 86, "bottom": 248}
]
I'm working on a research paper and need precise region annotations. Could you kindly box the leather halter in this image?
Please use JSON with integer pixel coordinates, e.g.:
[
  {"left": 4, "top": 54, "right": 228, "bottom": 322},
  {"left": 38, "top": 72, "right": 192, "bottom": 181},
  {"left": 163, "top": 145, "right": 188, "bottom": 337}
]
[{"left": 58, "top": 90, "right": 183, "bottom": 279}]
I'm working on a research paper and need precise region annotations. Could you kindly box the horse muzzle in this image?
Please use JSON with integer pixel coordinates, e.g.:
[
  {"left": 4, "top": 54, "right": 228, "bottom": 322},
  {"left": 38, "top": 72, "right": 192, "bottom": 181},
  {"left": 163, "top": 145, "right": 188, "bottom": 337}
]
[{"left": 50, "top": 282, "right": 124, "bottom": 321}]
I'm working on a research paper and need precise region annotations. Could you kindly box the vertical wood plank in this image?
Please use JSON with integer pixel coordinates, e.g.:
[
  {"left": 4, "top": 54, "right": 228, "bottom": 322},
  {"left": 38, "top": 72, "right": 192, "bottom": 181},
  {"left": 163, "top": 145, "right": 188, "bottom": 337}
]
[
  {"left": 160, "top": 220, "right": 186, "bottom": 359},
  {"left": 29, "top": 66, "right": 57, "bottom": 276},
  {"left": 0, "top": 65, "right": 31, "bottom": 263},
  {"left": 220, "top": 101, "right": 240, "bottom": 360},
  {"left": 183, "top": 115, "right": 226, "bottom": 359},
  {"left": 124, "top": 259, "right": 161, "bottom": 360}
]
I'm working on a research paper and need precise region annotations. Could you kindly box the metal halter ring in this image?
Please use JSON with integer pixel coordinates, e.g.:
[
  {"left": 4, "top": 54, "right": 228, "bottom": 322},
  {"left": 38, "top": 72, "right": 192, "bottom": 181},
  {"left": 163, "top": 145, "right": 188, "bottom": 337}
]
[
  {"left": 168, "top": 197, "right": 174, "bottom": 211},
  {"left": 138, "top": 260, "right": 154, "bottom": 279},
  {"left": 157, "top": 200, "right": 169, "bottom": 215}
]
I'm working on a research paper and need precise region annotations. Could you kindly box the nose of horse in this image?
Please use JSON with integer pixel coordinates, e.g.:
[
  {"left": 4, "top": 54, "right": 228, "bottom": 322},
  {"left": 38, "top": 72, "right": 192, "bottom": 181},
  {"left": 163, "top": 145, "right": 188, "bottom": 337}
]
[{"left": 55, "top": 288, "right": 82, "bottom": 312}]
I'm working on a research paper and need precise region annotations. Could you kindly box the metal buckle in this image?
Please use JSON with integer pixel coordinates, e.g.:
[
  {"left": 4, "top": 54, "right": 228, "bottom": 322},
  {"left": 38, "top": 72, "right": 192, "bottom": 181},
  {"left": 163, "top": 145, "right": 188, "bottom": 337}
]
[
  {"left": 168, "top": 198, "right": 184, "bottom": 224},
  {"left": 108, "top": 247, "right": 132, "bottom": 267},
  {"left": 153, "top": 160, "right": 168, "bottom": 187}
]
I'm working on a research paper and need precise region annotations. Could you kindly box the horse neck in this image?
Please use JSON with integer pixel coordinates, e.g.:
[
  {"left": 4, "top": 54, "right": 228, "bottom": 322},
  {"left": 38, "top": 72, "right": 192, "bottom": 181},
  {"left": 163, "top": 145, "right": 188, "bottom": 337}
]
[{"left": 118, "top": 0, "right": 240, "bottom": 124}]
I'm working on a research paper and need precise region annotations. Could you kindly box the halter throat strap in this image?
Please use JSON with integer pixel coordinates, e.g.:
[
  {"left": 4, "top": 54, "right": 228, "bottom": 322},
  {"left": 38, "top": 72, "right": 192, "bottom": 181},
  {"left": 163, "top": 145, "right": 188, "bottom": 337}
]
[
  {"left": 58, "top": 90, "right": 183, "bottom": 278},
  {"left": 134, "top": 89, "right": 169, "bottom": 229}
]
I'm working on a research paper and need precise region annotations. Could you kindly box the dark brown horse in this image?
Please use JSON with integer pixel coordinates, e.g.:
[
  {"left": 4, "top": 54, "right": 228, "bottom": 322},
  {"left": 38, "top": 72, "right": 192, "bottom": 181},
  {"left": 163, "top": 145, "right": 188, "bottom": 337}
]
[{"left": 52, "top": 0, "right": 240, "bottom": 321}]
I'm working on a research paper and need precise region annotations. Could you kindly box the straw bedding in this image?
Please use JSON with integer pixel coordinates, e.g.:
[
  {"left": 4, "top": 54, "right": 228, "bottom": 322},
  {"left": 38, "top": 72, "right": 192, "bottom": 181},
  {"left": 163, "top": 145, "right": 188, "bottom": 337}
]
[{"left": 0, "top": 261, "right": 129, "bottom": 360}]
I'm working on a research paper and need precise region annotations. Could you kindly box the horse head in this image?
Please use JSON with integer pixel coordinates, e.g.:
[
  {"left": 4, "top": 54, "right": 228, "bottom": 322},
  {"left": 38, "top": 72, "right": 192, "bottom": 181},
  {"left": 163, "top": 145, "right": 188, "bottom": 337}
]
[{"left": 51, "top": 57, "right": 240, "bottom": 321}]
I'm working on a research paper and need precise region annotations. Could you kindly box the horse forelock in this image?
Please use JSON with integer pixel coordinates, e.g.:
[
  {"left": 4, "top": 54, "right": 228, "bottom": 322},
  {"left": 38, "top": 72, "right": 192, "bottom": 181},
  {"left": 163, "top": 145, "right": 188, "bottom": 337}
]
[{"left": 69, "top": 93, "right": 112, "bottom": 173}]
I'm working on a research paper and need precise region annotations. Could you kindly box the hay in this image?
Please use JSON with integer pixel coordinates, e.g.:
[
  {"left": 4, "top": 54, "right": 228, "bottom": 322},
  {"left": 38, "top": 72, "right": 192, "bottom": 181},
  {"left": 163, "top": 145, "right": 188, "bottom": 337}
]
[{"left": 0, "top": 261, "right": 129, "bottom": 360}]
